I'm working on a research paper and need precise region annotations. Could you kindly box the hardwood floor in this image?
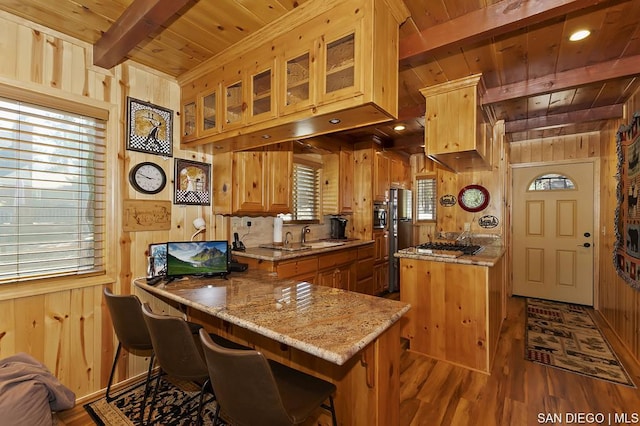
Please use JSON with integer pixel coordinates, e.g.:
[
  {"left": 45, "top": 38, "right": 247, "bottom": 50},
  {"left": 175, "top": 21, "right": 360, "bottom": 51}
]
[
  {"left": 399, "top": 296, "right": 640, "bottom": 426},
  {"left": 57, "top": 296, "right": 640, "bottom": 425}
]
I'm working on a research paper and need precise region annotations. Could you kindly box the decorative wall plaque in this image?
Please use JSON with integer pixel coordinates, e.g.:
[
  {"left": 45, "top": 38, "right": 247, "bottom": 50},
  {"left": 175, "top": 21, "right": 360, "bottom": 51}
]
[
  {"left": 174, "top": 158, "right": 211, "bottom": 205},
  {"left": 126, "top": 97, "right": 173, "bottom": 157},
  {"left": 123, "top": 200, "right": 171, "bottom": 232},
  {"left": 478, "top": 215, "right": 499, "bottom": 228},
  {"left": 439, "top": 194, "right": 457, "bottom": 207}
]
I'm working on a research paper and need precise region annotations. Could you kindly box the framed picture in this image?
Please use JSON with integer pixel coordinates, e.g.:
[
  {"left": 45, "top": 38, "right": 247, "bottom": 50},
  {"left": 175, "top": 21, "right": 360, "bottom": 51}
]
[
  {"left": 149, "top": 243, "right": 167, "bottom": 277},
  {"left": 174, "top": 158, "right": 211, "bottom": 205},
  {"left": 126, "top": 97, "right": 173, "bottom": 157}
]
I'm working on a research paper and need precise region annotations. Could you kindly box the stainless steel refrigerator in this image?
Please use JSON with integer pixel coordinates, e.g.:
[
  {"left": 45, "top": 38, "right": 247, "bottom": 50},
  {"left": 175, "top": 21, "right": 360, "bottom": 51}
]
[{"left": 389, "top": 188, "right": 413, "bottom": 292}]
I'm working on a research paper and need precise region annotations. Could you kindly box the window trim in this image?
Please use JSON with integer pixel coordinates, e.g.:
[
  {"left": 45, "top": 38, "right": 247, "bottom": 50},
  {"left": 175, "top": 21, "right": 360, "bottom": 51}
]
[
  {"left": 283, "top": 158, "right": 322, "bottom": 224},
  {"left": 415, "top": 173, "right": 437, "bottom": 223},
  {"left": 0, "top": 80, "right": 118, "bottom": 296}
]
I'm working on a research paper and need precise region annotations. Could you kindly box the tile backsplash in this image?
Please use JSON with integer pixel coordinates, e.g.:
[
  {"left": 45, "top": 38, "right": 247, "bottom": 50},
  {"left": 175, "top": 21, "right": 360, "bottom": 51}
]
[{"left": 230, "top": 216, "right": 333, "bottom": 248}]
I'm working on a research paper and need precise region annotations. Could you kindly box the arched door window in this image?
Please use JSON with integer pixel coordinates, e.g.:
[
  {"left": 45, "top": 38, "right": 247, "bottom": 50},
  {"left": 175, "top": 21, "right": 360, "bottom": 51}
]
[{"left": 527, "top": 173, "right": 576, "bottom": 191}]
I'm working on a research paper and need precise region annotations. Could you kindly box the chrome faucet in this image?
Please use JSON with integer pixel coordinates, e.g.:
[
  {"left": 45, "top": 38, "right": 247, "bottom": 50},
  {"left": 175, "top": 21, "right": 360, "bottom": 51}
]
[
  {"left": 284, "top": 231, "right": 293, "bottom": 247},
  {"left": 301, "top": 225, "right": 311, "bottom": 244}
]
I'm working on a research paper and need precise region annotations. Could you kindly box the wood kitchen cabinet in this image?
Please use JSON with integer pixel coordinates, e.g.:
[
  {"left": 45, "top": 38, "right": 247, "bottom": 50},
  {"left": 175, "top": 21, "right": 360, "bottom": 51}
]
[
  {"left": 181, "top": 83, "right": 220, "bottom": 142},
  {"left": 374, "top": 150, "right": 390, "bottom": 202},
  {"left": 317, "top": 265, "right": 355, "bottom": 290},
  {"left": 213, "top": 141, "right": 292, "bottom": 215},
  {"left": 420, "top": 74, "right": 492, "bottom": 172},
  {"left": 373, "top": 229, "right": 389, "bottom": 294},
  {"left": 322, "top": 149, "right": 354, "bottom": 214},
  {"left": 178, "top": 0, "right": 409, "bottom": 151},
  {"left": 234, "top": 244, "right": 369, "bottom": 293},
  {"left": 400, "top": 255, "right": 505, "bottom": 373},
  {"left": 356, "top": 244, "right": 374, "bottom": 295}
]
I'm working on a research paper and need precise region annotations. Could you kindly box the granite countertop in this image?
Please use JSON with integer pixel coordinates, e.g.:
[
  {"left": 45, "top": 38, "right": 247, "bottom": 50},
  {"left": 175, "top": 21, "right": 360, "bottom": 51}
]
[
  {"left": 394, "top": 244, "right": 505, "bottom": 267},
  {"left": 232, "top": 239, "right": 374, "bottom": 262},
  {"left": 134, "top": 269, "right": 409, "bottom": 366}
]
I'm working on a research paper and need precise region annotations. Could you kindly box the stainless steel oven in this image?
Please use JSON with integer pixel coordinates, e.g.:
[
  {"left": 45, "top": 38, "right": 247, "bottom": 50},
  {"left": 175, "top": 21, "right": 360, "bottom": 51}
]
[{"left": 373, "top": 204, "right": 387, "bottom": 229}]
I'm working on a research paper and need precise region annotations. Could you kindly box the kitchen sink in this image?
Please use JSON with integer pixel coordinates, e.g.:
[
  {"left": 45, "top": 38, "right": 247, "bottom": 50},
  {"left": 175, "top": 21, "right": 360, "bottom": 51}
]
[
  {"left": 303, "top": 241, "right": 346, "bottom": 249},
  {"left": 259, "top": 243, "right": 311, "bottom": 252}
]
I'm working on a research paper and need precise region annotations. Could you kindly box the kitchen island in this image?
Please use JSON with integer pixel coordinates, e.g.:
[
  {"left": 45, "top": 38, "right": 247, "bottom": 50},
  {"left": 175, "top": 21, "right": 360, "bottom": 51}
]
[
  {"left": 395, "top": 244, "right": 506, "bottom": 373},
  {"left": 134, "top": 269, "right": 409, "bottom": 425}
]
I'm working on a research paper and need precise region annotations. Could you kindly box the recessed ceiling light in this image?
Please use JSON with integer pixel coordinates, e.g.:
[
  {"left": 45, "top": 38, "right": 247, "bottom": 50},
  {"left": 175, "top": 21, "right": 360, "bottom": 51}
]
[
  {"left": 328, "top": 118, "right": 341, "bottom": 124},
  {"left": 261, "top": 134, "right": 271, "bottom": 139},
  {"left": 569, "top": 29, "right": 591, "bottom": 41},
  {"left": 393, "top": 124, "right": 406, "bottom": 131}
]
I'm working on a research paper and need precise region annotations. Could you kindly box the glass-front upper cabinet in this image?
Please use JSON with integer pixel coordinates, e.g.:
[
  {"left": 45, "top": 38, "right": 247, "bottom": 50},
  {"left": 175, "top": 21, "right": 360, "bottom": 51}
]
[
  {"left": 224, "top": 80, "right": 244, "bottom": 127},
  {"left": 250, "top": 66, "right": 275, "bottom": 122},
  {"left": 202, "top": 90, "right": 217, "bottom": 133},
  {"left": 323, "top": 31, "right": 357, "bottom": 100},
  {"left": 283, "top": 50, "right": 312, "bottom": 114},
  {"left": 182, "top": 100, "right": 196, "bottom": 140}
]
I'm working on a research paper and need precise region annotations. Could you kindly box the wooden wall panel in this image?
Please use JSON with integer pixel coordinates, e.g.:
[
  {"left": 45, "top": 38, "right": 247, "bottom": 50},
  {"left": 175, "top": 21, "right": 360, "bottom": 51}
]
[
  {"left": 410, "top": 120, "right": 507, "bottom": 245},
  {"left": 510, "top": 132, "right": 601, "bottom": 164},
  {"left": 597, "top": 91, "right": 640, "bottom": 364},
  {"left": 0, "top": 12, "right": 210, "bottom": 401}
]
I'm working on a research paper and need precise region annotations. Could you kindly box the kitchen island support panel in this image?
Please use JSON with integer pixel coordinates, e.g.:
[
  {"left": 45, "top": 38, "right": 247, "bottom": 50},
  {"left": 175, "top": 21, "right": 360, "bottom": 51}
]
[{"left": 399, "top": 255, "right": 505, "bottom": 374}]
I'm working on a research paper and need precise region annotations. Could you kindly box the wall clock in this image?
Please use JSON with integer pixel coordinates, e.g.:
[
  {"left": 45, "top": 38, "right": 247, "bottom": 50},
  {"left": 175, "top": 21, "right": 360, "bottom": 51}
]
[
  {"left": 458, "top": 184, "right": 490, "bottom": 212},
  {"left": 129, "top": 162, "right": 167, "bottom": 194}
]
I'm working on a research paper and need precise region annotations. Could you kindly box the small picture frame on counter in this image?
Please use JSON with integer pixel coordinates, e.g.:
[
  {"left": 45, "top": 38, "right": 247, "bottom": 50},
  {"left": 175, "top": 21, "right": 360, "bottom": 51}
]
[{"left": 148, "top": 243, "right": 167, "bottom": 277}]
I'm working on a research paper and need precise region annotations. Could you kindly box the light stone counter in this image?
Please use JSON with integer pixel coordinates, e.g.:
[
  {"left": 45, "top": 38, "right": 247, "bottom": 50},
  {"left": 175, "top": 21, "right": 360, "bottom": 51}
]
[
  {"left": 134, "top": 269, "right": 409, "bottom": 365},
  {"left": 394, "top": 244, "right": 505, "bottom": 267},
  {"left": 232, "top": 239, "right": 373, "bottom": 262}
]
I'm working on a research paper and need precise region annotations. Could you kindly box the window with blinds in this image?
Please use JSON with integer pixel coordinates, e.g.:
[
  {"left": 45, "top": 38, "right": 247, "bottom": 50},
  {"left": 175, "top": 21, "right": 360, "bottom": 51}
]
[
  {"left": 283, "top": 162, "right": 320, "bottom": 222},
  {"left": 0, "top": 96, "right": 106, "bottom": 283},
  {"left": 416, "top": 176, "right": 436, "bottom": 221}
]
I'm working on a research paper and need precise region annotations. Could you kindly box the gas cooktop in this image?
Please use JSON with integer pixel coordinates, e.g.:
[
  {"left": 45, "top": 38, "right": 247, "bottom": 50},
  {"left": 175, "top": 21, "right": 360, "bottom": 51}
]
[{"left": 416, "top": 242, "right": 484, "bottom": 257}]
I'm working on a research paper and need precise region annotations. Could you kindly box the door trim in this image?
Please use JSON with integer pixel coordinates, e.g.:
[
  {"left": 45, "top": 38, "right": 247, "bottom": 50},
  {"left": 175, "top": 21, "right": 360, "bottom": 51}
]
[{"left": 509, "top": 158, "right": 600, "bottom": 308}]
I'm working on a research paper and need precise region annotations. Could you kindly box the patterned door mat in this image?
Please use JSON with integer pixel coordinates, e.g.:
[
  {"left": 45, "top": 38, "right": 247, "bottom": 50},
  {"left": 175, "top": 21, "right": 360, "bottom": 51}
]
[{"left": 526, "top": 298, "right": 635, "bottom": 387}]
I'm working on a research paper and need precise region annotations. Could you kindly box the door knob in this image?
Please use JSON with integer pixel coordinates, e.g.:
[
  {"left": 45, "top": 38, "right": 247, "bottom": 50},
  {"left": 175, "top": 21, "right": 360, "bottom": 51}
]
[
  {"left": 584, "top": 232, "right": 591, "bottom": 237},
  {"left": 578, "top": 242, "right": 591, "bottom": 248}
]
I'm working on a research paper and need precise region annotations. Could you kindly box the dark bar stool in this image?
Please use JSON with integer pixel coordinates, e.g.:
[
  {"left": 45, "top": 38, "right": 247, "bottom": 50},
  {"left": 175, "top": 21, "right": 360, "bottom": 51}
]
[
  {"left": 103, "top": 288, "right": 155, "bottom": 425},
  {"left": 199, "top": 329, "right": 337, "bottom": 426},
  {"left": 141, "top": 303, "right": 248, "bottom": 425}
]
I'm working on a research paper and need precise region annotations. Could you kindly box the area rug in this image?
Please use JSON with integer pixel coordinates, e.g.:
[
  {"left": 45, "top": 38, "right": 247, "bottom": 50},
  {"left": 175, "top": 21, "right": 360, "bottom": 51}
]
[
  {"left": 525, "top": 298, "right": 635, "bottom": 387},
  {"left": 84, "top": 376, "right": 224, "bottom": 425}
]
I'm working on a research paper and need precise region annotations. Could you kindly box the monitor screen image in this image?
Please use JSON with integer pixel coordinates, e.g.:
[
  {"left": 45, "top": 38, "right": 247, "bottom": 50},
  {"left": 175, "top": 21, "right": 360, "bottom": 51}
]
[{"left": 166, "top": 241, "right": 229, "bottom": 277}]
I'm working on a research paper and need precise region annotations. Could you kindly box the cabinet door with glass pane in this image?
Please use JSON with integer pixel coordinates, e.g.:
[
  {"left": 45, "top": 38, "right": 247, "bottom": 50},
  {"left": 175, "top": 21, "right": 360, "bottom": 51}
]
[
  {"left": 199, "top": 87, "right": 219, "bottom": 136},
  {"left": 182, "top": 98, "right": 197, "bottom": 141},
  {"left": 248, "top": 58, "right": 277, "bottom": 124},
  {"left": 320, "top": 27, "right": 361, "bottom": 103},
  {"left": 281, "top": 45, "right": 315, "bottom": 115},
  {"left": 222, "top": 66, "right": 246, "bottom": 130}
]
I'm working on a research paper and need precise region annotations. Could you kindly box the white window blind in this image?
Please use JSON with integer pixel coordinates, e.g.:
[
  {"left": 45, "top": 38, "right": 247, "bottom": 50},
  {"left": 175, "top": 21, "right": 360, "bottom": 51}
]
[
  {"left": 284, "top": 162, "right": 320, "bottom": 222},
  {"left": 416, "top": 177, "right": 436, "bottom": 221},
  {"left": 0, "top": 96, "right": 106, "bottom": 283}
]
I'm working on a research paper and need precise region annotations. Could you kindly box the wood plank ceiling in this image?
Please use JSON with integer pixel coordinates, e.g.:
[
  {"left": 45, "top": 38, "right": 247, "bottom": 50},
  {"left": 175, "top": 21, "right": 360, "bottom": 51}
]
[{"left": 2, "top": 0, "right": 639, "bottom": 155}]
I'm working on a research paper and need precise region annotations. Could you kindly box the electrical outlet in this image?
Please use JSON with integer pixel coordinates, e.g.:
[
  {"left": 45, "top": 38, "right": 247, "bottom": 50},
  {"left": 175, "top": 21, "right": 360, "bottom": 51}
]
[{"left": 464, "top": 222, "right": 471, "bottom": 231}]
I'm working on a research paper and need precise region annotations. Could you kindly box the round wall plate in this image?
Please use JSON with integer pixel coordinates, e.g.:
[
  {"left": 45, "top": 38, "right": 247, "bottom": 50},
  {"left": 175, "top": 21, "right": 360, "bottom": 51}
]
[{"left": 458, "top": 184, "right": 490, "bottom": 212}]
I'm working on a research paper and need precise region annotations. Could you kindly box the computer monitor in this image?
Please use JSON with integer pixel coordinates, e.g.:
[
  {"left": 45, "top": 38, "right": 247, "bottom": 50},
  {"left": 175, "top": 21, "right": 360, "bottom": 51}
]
[{"left": 166, "top": 241, "right": 229, "bottom": 278}]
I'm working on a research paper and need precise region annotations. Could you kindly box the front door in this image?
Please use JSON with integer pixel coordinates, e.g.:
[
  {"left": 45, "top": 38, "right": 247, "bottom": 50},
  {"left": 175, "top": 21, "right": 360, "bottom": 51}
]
[{"left": 512, "top": 162, "right": 595, "bottom": 305}]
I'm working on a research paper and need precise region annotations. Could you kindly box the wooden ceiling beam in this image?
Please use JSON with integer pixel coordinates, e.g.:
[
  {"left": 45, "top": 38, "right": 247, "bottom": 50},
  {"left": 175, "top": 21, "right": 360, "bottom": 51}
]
[
  {"left": 505, "top": 104, "right": 624, "bottom": 133},
  {"left": 483, "top": 55, "right": 640, "bottom": 104},
  {"left": 93, "top": 0, "right": 192, "bottom": 69},
  {"left": 399, "top": 0, "right": 622, "bottom": 65}
]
